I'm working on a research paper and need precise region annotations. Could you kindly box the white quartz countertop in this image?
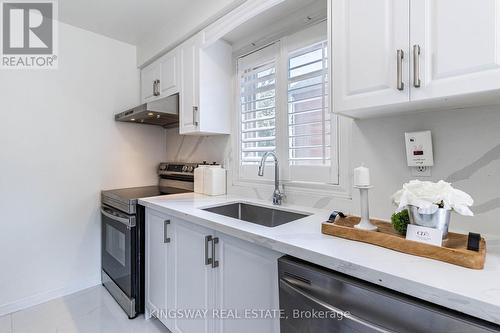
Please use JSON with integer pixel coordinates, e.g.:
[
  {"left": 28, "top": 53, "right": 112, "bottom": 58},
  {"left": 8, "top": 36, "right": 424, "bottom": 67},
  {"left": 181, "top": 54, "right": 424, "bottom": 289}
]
[{"left": 139, "top": 193, "right": 500, "bottom": 325}]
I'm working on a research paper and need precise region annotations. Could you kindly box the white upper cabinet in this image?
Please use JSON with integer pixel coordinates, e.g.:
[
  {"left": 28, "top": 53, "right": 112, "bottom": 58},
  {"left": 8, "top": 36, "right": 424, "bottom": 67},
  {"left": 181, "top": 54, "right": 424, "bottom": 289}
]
[
  {"left": 179, "top": 34, "right": 201, "bottom": 134},
  {"left": 140, "top": 32, "right": 231, "bottom": 135},
  {"left": 179, "top": 33, "right": 232, "bottom": 135},
  {"left": 332, "top": 0, "right": 500, "bottom": 118},
  {"left": 141, "top": 61, "right": 161, "bottom": 103},
  {"left": 333, "top": 0, "right": 410, "bottom": 112},
  {"left": 159, "top": 49, "right": 180, "bottom": 97},
  {"left": 410, "top": 0, "right": 500, "bottom": 101},
  {"left": 141, "top": 49, "right": 179, "bottom": 103}
]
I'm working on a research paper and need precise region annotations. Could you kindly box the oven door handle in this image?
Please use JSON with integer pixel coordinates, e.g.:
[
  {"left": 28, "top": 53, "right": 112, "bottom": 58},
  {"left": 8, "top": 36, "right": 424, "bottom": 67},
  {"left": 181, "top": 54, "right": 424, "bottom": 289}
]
[
  {"left": 280, "top": 277, "right": 395, "bottom": 333},
  {"left": 101, "top": 207, "right": 136, "bottom": 228}
]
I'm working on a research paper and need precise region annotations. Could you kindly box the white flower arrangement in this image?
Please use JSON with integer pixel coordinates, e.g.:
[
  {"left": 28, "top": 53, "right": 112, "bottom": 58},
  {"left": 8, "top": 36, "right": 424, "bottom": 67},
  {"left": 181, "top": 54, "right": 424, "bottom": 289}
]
[{"left": 392, "top": 180, "right": 474, "bottom": 216}]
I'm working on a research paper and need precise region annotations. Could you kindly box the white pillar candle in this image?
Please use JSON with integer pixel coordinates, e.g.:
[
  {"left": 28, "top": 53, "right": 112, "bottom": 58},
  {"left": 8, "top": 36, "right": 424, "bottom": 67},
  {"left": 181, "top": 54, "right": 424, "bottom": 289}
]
[{"left": 354, "top": 165, "right": 370, "bottom": 187}]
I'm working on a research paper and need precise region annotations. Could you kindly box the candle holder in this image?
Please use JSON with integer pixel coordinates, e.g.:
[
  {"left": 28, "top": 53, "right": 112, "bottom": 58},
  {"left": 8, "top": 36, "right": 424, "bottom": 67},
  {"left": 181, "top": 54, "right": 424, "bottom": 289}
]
[{"left": 354, "top": 185, "right": 378, "bottom": 231}]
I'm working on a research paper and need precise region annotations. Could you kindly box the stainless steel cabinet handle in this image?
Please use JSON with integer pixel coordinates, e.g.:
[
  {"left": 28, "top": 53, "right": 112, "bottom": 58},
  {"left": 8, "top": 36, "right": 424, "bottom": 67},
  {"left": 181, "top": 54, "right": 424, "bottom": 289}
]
[
  {"left": 413, "top": 44, "right": 421, "bottom": 88},
  {"left": 212, "top": 237, "right": 219, "bottom": 268},
  {"left": 164, "top": 220, "right": 171, "bottom": 243},
  {"left": 193, "top": 106, "right": 199, "bottom": 126},
  {"left": 280, "top": 277, "right": 394, "bottom": 333},
  {"left": 396, "top": 49, "right": 404, "bottom": 91},
  {"left": 153, "top": 80, "right": 160, "bottom": 96},
  {"left": 205, "top": 235, "right": 213, "bottom": 265}
]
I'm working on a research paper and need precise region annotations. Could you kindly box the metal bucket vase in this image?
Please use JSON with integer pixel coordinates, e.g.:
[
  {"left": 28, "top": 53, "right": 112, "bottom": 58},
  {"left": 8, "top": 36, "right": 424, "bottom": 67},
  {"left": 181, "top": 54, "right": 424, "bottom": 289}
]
[{"left": 407, "top": 205, "right": 451, "bottom": 239}]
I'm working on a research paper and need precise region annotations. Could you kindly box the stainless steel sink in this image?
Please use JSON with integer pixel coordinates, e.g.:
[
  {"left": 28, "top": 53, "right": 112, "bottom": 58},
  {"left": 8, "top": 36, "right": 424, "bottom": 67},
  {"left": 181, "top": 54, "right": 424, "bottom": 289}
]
[{"left": 202, "top": 202, "right": 309, "bottom": 227}]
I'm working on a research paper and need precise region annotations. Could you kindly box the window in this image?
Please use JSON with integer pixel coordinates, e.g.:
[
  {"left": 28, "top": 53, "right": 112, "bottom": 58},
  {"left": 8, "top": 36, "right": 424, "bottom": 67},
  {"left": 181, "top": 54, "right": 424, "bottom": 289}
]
[
  {"left": 240, "top": 59, "right": 276, "bottom": 164},
  {"left": 288, "top": 41, "right": 329, "bottom": 166},
  {"left": 287, "top": 39, "right": 332, "bottom": 183},
  {"left": 236, "top": 22, "right": 338, "bottom": 185}
]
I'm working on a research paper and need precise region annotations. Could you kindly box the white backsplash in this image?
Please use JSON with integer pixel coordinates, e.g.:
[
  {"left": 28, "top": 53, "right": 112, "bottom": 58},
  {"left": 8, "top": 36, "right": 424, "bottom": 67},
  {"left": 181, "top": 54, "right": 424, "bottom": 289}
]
[
  {"left": 166, "top": 105, "right": 500, "bottom": 237},
  {"left": 165, "top": 129, "right": 231, "bottom": 164}
]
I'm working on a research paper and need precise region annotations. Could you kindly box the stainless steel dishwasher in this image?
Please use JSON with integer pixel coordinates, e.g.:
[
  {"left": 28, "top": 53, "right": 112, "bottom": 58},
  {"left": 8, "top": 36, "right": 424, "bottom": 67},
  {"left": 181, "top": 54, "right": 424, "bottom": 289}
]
[{"left": 278, "top": 256, "right": 500, "bottom": 333}]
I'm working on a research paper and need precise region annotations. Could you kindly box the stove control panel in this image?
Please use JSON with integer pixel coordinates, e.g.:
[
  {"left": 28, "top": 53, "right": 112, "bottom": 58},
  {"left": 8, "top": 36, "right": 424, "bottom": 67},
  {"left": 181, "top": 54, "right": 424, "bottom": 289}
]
[{"left": 158, "top": 162, "right": 200, "bottom": 176}]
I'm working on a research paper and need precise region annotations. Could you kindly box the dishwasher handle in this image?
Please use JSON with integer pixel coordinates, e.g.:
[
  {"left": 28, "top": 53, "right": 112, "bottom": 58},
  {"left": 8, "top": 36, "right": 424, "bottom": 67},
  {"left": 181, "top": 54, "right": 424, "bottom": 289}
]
[{"left": 280, "top": 277, "right": 395, "bottom": 333}]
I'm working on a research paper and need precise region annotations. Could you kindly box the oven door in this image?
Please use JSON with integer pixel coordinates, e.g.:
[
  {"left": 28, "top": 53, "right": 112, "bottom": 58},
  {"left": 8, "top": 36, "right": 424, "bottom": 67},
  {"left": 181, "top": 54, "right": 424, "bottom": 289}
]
[{"left": 101, "top": 205, "right": 136, "bottom": 298}]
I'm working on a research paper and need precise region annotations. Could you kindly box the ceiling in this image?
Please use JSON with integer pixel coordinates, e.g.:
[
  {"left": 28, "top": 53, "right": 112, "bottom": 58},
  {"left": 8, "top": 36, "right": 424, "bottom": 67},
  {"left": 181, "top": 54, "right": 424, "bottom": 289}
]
[{"left": 57, "top": 0, "right": 234, "bottom": 46}]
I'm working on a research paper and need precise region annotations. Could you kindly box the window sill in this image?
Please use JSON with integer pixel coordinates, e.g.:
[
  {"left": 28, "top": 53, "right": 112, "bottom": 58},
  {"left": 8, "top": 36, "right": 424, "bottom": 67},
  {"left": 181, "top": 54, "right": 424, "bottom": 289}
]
[{"left": 232, "top": 178, "right": 352, "bottom": 199}]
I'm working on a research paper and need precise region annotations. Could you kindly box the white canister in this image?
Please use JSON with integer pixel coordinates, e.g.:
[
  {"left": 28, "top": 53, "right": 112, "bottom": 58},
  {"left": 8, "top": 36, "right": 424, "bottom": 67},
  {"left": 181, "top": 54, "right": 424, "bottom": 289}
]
[
  {"left": 204, "top": 165, "right": 227, "bottom": 196},
  {"left": 194, "top": 164, "right": 209, "bottom": 194}
]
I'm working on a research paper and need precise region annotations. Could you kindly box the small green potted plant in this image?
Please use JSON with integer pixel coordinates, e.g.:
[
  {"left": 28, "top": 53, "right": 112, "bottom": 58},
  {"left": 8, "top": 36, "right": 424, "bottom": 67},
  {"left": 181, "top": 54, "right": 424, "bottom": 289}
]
[{"left": 391, "top": 209, "right": 410, "bottom": 235}]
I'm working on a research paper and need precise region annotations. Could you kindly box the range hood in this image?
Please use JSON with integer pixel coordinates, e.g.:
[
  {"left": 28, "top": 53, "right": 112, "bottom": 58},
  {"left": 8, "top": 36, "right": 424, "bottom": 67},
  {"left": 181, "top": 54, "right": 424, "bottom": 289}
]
[{"left": 115, "top": 93, "right": 179, "bottom": 128}]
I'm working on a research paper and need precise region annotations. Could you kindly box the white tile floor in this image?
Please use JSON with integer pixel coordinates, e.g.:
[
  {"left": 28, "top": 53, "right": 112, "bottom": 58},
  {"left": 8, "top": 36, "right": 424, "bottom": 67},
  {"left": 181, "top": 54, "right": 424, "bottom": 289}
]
[{"left": 0, "top": 286, "right": 169, "bottom": 333}]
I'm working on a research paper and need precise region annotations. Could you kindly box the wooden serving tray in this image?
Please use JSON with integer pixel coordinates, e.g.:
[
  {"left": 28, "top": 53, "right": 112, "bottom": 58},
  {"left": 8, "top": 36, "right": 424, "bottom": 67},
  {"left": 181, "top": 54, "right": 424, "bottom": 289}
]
[{"left": 322, "top": 216, "right": 486, "bottom": 269}]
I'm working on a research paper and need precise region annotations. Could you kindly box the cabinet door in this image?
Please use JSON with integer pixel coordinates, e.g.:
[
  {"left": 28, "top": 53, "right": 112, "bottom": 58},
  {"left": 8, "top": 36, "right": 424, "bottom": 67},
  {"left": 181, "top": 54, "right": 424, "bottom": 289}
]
[
  {"left": 214, "top": 233, "right": 281, "bottom": 333},
  {"left": 333, "top": 0, "right": 410, "bottom": 113},
  {"left": 145, "top": 210, "right": 170, "bottom": 326},
  {"left": 159, "top": 49, "right": 179, "bottom": 97},
  {"left": 170, "top": 218, "right": 214, "bottom": 333},
  {"left": 141, "top": 62, "right": 161, "bottom": 103},
  {"left": 179, "top": 35, "right": 201, "bottom": 134},
  {"left": 410, "top": 0, "right": 500, "bottom": 100}
]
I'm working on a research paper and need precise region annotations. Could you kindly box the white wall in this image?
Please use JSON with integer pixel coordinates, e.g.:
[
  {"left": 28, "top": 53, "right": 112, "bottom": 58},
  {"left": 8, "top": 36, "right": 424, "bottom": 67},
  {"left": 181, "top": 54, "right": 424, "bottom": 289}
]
[
  {"left": 349, "top": 106, "right": 500, "bottom": 237},
  {"left": 0, "top": 22, "right": 165, "bottom": 315},
  {"left": 164, "top": 106, "right": 500, "bottom": 237}
]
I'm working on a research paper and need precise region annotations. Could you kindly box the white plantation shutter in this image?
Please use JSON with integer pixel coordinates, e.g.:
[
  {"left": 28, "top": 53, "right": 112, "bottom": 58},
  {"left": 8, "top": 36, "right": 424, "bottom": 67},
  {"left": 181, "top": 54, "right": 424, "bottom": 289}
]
[
  {"left": 236, "top": 23, "right": 337, "bottom": 185},
  {"left": 238, "top": 43, "right": 280, "bottom": 180},
  {"left": 287, "top": 40, "right": 332, "bottom": 182},
  {"left": 240, "top": 60, "right": 276, "bottom": 164}
]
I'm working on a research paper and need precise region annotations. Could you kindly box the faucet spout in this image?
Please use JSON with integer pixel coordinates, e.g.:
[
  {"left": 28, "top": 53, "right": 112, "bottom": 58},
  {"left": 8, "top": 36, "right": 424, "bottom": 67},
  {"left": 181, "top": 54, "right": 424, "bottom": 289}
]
[
  {"left": 258, "top": 164, "right": 265, "bottom": 177},
  {"left": 257, "top": 152, "right": 285, "bottom": 205}
]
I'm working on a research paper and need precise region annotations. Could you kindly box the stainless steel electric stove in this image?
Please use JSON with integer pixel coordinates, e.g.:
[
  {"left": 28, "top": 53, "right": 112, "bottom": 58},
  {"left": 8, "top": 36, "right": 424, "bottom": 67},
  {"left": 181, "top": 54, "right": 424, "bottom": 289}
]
[{"left": 100, "top": 162, "right": 198, "bottom": 318}]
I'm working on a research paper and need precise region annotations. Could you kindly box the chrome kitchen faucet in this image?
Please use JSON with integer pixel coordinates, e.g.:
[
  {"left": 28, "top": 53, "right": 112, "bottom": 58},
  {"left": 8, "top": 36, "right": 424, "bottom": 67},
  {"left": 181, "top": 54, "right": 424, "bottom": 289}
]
[{"left": 258, "top": 152, "right": 285, "bottom": 205}]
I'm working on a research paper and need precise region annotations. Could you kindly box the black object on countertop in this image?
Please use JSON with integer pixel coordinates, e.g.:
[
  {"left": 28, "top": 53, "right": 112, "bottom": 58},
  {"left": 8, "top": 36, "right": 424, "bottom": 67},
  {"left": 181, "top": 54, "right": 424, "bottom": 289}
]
[
  {"left": 467, "top": 232, "right": 481, "bottom": 252},
  {"left": 329, "top": 210, "right": 346, "bottom": 222}
]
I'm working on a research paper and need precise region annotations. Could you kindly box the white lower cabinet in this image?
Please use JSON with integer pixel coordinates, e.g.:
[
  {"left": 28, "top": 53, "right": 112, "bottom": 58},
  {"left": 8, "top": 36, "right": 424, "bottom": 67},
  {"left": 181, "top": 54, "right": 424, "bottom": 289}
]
[
  {"left": 169, "top": 218, "right": 214, "bottom": 333},
  {"left": 145, "top": 209, "right": 171, "bottom": 328},
  {"left": 145, "top": 209, "right": 281, "bottom": 333},
  {"left": 214, "top": 232, "right": 281, "bottom": 333}
]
